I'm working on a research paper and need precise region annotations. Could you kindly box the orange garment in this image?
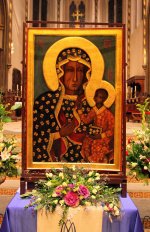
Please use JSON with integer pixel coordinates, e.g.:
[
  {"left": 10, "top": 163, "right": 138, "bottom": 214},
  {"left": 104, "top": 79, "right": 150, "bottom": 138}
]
[{"left": 79, "top": 106, "right": 114, "bottom": 163}]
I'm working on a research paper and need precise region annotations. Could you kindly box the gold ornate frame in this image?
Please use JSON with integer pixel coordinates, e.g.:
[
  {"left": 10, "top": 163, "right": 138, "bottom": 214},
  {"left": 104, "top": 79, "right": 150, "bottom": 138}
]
[{"left": 25, "top": 28, "right": 124, "bottom": 172}]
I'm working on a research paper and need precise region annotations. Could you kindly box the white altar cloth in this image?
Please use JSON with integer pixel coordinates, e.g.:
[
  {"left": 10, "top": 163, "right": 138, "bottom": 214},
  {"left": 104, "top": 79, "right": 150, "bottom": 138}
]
[{"left": 37, "top": 205, "right": 103, "bottom": 232}]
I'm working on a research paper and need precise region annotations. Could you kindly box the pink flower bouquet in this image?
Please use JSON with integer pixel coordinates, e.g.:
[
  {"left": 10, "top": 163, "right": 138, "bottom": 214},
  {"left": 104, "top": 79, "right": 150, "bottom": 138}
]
[{"left": 21, "top": 165, "right": 121, "bottom": 225}]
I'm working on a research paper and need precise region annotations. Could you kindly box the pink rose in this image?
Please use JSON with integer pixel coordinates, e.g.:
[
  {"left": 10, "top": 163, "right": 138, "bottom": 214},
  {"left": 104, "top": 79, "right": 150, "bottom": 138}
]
[
  {"left": 64, "top": 192, "right": 80, "bottom": 207},
  {"left": 78, "top": 185, "right": 90, "bottom": 198},
  {"left": 55, "top": 186, "right": 65, "bottom": 197},
  {"left": 68, "top": 184, "right": 75, "bottom": 188}
]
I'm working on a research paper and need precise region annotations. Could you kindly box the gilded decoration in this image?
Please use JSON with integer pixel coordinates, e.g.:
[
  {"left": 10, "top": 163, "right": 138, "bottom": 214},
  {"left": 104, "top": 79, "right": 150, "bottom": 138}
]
[{"left": 26, "top": 29, "right": 123, "bottom": 171}]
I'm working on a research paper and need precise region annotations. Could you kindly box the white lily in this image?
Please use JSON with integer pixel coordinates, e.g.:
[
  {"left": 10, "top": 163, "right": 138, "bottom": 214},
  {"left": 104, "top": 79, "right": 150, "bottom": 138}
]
[{"left": 1, "top": 147, "right": 10, "bottom": 161}]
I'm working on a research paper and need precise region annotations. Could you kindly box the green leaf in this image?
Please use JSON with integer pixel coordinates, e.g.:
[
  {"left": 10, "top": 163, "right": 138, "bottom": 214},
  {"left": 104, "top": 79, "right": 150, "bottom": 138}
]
[
  {"left": 34, "top": 204, "right": 43, "bottom": 210},
  {"left": 10, "top": 103, "right": 22, "bottom": 111},
  {"left": 3, "top": 117, "right": 11, "bottom": 122}
]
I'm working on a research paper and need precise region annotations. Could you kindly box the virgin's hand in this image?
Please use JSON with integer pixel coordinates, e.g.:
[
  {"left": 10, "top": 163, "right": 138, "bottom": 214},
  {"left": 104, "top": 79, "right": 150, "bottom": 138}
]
[{"left": 59, "top": 121, "right": 75, "bottom": 137}]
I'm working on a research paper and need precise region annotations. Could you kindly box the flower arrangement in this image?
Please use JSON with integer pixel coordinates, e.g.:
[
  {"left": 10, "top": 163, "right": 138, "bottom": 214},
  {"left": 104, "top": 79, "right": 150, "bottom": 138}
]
[
  {"left": 21, "top": 165, "right": 121, "bottom": 225},
  {"left": 0, "top": 135, "right": 21, "bottom": 180},
  {"left": 126, "top": 98, "right": 150, "bottom": 185},
  {"left": 0, "top": 93, "right": 21, "bottom": 182}
]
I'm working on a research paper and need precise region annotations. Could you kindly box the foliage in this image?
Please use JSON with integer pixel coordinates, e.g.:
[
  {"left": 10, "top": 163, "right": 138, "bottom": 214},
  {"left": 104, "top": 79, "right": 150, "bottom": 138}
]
[
  {"left": 0, "top": 93, "right": 22, "bottom": 124},
  {"left": 126, "top": 98, "right": 150, "bottom": 185},
  {"left": 0, "top": 93, "right": 21, "bottom": 178},
  {"left": 21, "top": 165, "right": 121, "bottom": 225},
  {"left": 0, "top": 135, "right": 21, "bottom": 177}
]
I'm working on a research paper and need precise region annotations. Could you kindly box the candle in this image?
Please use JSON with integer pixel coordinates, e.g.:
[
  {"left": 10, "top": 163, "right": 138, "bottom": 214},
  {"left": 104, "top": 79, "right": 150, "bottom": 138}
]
[{"left": 135, "top": 86, "right": 137, "bottom": 98}]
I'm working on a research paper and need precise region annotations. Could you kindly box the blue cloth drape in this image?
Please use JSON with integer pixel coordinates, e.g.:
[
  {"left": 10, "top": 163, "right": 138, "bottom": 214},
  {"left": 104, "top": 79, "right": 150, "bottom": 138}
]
[{"left": 1, "top": 192, "right": 144, "bottom": 232}]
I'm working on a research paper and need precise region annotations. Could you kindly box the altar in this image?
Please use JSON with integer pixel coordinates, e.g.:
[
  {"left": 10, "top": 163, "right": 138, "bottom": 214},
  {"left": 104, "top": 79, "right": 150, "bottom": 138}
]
[{"left": 0, "top": 191, "right": 144, "bottom": 232}]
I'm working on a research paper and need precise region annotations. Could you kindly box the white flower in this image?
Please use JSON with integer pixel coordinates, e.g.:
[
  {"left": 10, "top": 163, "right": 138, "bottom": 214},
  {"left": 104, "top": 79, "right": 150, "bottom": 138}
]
[
  {"left": 32, "top": 190, "right": 37, "bottom": 193},
  {"left": 12, "top": 139, "right": 17, "bottom": 145},
  {"left": 1, "top": 148, "right": 10, "bottom": 161},
  {"left": 92, "top": 189, "right": 97, "bottom": 194},
  {"left": 91, "top": 195, "right": 96, "bottom": 199},
  {"left": 46, "top": 181, "right": 52, "bottom": 187},
  {"left": 73, "top": 175, "right": 76, "bottom": 179},
  {"left": 36, "top": 198, "right": 42, "bottom": 203},
  {"left": 109, "top": 203, "right": 113, "bottom": 208},
  {"left": 59, "top": 173, "right": 64, "bottom": 179},
  {"left": 139, "top": 155, "right": 146, "bottom": 160},
  {"left": 53, "top": 200, "right": 58, "bottom": 204},
  {"left": 138, "top": 134, "right": 143, "bottom": 139},
  {"left": 131, "top": 162, "right": 137, "bottom": 168},
  {"left": 73, "top": 187, "right": 79, "bottom": 192},
  {"left": 46, "top": 173, "right": 53, "bottom": 178},
  {"left": 95, "top": 173, "right": 100, "bottom": 177},
  {"left": 85, "top": 202, "right": 91, "bottom": 206},
  {"left": 87, "top": 178, "right": 93, "bottom": 182},
  {"left": 144, "top": 166, "right": 148, "bottom": 170},
  {"left": 52, "top": 193, "right": 57, "bottom": 197},
  {"left": 59, "top": 200, "right": 64, "bottom": 206},
  {"left": 104, "top": 206, "right": 109, "bottom": 211},
  {"left": 72, "top": 165, "right": 76, "bottom": 171},
  {"left": 126, "top": 144, "right": 131, "bottom": 149},
  {"left": 13, "top": 155, "right": 21, "bottom": 161},
  {"left": 133, "top": 172, "right": 137, "bottom": 176},
  {"left": 95, "top": 176, "right": 100, "bottom": 180},
  {"left": 62, "top": 182, "right": 67, "bottom": 187},
  {"left": 10, "top": 155, "right": 18, "bottom": 160},
  {"left": 88, "top": 171, "right": 94, "bottom": 176},
  {"left": 114, "top": 210, "right": 120, "bottom": 216},
  {"left": 114, "top": 206, "right": 118, "bottom": 211}
]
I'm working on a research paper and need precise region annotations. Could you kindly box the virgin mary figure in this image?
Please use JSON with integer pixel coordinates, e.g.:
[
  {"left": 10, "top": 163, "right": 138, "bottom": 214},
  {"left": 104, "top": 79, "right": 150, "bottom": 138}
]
[{"left": 32, "top": 37, "right": 114, "bottom": 163}]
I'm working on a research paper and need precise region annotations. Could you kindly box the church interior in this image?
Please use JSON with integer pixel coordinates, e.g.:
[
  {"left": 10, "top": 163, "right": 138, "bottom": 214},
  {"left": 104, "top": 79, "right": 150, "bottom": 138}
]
[{"left": 0, "top": 0, "right": 150, "bottom": 231}]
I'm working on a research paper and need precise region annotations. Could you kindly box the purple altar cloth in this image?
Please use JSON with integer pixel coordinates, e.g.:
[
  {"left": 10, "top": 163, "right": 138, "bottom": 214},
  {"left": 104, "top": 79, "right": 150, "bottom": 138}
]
[{"left": 1, "top": 192, "right": 144, "bottom": 232}]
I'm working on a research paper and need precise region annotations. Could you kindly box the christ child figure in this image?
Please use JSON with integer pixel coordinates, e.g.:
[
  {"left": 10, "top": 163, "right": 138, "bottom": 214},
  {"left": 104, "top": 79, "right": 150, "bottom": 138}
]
[{"left": 77, "top": 88, "right": 114, "bottom": 163}]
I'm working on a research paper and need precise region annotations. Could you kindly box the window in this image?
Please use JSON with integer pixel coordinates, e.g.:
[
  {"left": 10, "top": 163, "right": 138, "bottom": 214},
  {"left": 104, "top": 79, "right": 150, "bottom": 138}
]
[
  {"left": 108, "top": 0, "right": 122, "bottom": 25},
  {"left": 33, "top": 0, "right": 47, "bottom": 27},
  {"left": 69, "top": 1, "right": 85, "bottom": 28}
]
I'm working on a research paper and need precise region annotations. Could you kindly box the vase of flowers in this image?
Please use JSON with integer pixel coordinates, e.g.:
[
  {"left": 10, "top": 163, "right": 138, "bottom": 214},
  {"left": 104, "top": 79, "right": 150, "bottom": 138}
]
[
  {"left": 21, "top": 165, "right": 121, "bottom": 225},
  {"left": 126, "top": 97, "right": 150, "bottom": 185},
  {"left": 0, "top": 93, "right": 21, "bottom": 183}
]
